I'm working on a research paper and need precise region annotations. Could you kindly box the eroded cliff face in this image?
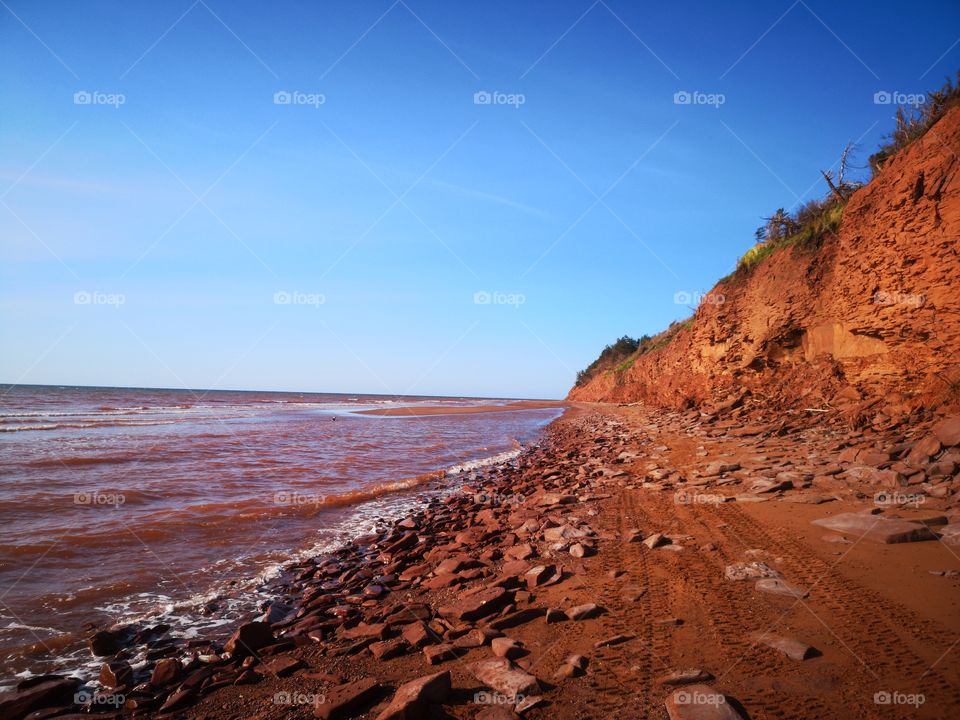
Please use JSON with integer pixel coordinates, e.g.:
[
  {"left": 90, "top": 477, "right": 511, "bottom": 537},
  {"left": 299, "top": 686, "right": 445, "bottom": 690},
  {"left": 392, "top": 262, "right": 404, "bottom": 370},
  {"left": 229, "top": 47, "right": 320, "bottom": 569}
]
[{"left": 569, "top": 106, "right": 960, "bottom": 414}]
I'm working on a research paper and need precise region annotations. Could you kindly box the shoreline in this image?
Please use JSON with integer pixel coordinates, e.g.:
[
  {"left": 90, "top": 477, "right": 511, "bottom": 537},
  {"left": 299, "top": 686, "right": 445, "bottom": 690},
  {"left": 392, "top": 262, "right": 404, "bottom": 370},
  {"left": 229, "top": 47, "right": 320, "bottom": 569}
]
[
  {"left": 3, "top": 403, "right": 959, "bottom": 719},
  {"left": 354, "top": 401, "right": 566, "bottom": 417}
]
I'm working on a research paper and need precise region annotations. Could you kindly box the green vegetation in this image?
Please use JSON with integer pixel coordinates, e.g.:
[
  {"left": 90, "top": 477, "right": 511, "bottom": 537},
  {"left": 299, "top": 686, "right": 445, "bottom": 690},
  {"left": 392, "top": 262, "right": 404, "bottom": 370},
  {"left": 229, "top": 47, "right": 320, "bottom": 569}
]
[
  {"left": 736, "top": 200, "right": 845, "bottom": 273},
  {"left": 576, "top": 320, "right": 694, "bottom": 386}
]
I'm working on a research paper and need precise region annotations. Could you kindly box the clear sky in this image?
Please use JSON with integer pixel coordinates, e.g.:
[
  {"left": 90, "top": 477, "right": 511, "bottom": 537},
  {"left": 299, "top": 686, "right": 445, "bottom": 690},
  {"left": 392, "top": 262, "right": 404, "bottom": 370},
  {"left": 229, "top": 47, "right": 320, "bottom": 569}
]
[{"left": 2, "top": 1, "right": 958, "bottom": 399}]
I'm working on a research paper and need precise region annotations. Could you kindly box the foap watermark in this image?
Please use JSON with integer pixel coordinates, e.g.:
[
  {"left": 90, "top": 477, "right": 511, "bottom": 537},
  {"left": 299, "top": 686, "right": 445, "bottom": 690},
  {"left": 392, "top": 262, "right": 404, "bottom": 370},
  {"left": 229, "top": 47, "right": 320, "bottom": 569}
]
[
  {"left": 673, "top": 90, "right": 725, "bottom": 108},
  {"left": 474, "top": 290, "right": 525, "bottom": 307},
  {"left": 474, "top": 492, "right": 526, "bottom": 506},
  {"left": 474, "top": 691, "right": 525, "bottom": 705},
  {"left": 473, "top": 90, "right": 525, "bottom": 108},
  {"left": 74, "top": 90, "right": 125, "bottom": 108},
  {"left": 675, "top": 689, "right": 726, "bottom": 707},
  {"left": 873, "top": 91, "right": 925, "bottom": 108},
  {"left": 74, "top": 290, "right": 125, "bottom": 308},
  {"left": 274, "top": 691, "right": 324, "bottom": 706},
  {"left": 74, "top": 690, "right": 125, "bottom": 708},
  {"left": 74, "top": 491, "right": 125, "bottom": 508},
  {"left": 674, "top": 489, "right": 724, "bottom": 505},
  {"left": 274, "top": 491, "right": 327, "bottom": 507},
  {"left": 273, "top": 90, "right": 326, "bottom": 108},
  {"left": 873, "top": 290, "right": 925, "bottom": 308},
  {"left": 874, "top": 491, "right": 925, "bottom": 508},
  {"left": 274, "top": 290, "right": 325, "bottom": 308},
  {"left": 873, "top": 691, "right": 925, "bottom": 708},
  {"left": 673, "top": 290, "right": 725, "bottom": 307}
]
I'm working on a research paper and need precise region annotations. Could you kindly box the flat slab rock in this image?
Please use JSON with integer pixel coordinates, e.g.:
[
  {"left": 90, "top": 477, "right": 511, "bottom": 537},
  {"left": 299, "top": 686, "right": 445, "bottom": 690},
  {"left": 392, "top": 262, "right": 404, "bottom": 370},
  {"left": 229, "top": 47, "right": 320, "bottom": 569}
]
[
  {"left": 314, "top": 678, "right": 381, "bottom": 720},
  {"left": 750, "top": 632, "right": 817, "bottom": 660},
  {"left": 468, "top": 658, "right": 542, "bottom": 698},
  {"left": 811, "top": 513, "right": 936, "bottom": 544},
  {"left": 665, "top": 684, "right": 745, "bottom": 720},
  {"left": 724, "top": 562, "right": 781, "bottom": 582},
  {"left": 755, "top": 578, "right": 808, "bottom": 598},
  {"left": 375, "top": 671, "right": 451, "bottom": 720}
]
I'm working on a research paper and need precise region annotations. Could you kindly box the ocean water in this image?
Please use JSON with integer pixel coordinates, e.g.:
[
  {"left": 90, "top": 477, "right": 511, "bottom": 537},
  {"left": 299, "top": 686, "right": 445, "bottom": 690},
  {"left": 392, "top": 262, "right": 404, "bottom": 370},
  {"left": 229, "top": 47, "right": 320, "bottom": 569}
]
[{"left": 0, "top": 385, "right": 561, "bottom": 685}]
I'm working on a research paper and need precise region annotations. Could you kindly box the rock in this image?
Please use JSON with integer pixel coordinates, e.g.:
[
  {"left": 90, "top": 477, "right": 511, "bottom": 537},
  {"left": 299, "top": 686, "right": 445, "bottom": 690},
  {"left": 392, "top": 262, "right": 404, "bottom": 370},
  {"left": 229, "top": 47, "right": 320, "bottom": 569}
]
[
  {"left": 748, "top": 478, "right": 792, "bottom": 494},
  {"left": 724, "top": 562, "right": 782, "bottom": 581},
  {"left": 159, "top": 687, "right": 197, "bottom": 713},
  {"left": 468, "top": 658, "right": 542, "bottom": 697},
  {"left": 569, "top": 543, "right": 590, "bottom": 558},
  {"left": 314, "top": 678, "right": 382, "bottom": 720},
  {"left": 545, "top": 608, "right": 568, "bottom": 624},
  {"left": 750, "top": 632, "right": 817, "bottom": 660},
  {"left": 87, "top": 629, "right": 123, "bottom": 656},
  {"left": 553, "top": 653, "right": 589, "bottom": 679},
  {"left": 543, "top": 524, "right": 587, "bottom": 542},
  {"left": 658, "top": 668, "right": 714, "bottom": 686},
  {"left": 0, "top": 677, "right": 79, "bottom": 719},
  {"left": 375, "top": 671, "right": 451, "bottom": 720},
  {"left": 341, "top": 622, "right": 387, "bottom": 640},
  {"left": 224, "top": 621, "right": 274, "bottom": 656},
  {"left": 99, "top": 659, "right": 133, "bottom": 688},
  {"left": 487, "top": 607, "right": 546, "bottom": 630},
  {"left": 755, "top": 578, "right": 808, "bottom": 598},
  {"left": 491, "top": 637, "right": 524, "bottom": 659},
  {"left": 402, "top": 622, "right": 434, "bottom": 648},
  {"left": 423, "top": 643, "right": 458, "bottom": 665},
  {"left": 933, "top": 416, "right": 960, "bottom": 447},
  {"left": 567, "top": 603, "right": 604, "bottom": 621},
  {"left": 505, "top": 543, "right": 535, "bottom": 560},
  {"left": 515, "top": 695, "right": 547, "bottom": 713},
  {"left": 150, "top": 657, "right": 181, "bottom": 686},
  {"left": 437, "top": 587, "right": 514, "bottom": 622},
  {"left": 939, "top": 524, "right": 960, "bottom": 545},
  {"left": 264, "top": 655, "right": 305, "bottom": 677},
  {"left": 811, "top": 512, "right": 936, "bottom": 543},
  {"left": 664, "top": 684, "right": 745, "bottom": 719},
  {"left": 907, "top": 435, "right": 941, "bottom": 464},
  {"left": 703, "top": 461, "right": 740, "bottom": 477},
  {"left": 594, "top": 633, "right": 634, "bottom": 648},
  {"left": 454, "top": 628, "right": 501, "bottom": 648},
  {"left": 643, "top": 532, "right": 668, "bottom": 549},
  {"left": 524, "top": 565, "right": 557, "bottom": 589},
  {"left": 370, "top": 638, "right": 407, "bottom": 660}
]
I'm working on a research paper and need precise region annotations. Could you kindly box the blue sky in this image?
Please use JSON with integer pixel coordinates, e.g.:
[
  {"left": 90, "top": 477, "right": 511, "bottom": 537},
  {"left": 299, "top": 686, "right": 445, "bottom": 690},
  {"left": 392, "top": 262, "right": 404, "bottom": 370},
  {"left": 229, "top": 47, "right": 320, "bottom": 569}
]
[{"left": 1, "top": 0, "right": 958, "bottom": 399}]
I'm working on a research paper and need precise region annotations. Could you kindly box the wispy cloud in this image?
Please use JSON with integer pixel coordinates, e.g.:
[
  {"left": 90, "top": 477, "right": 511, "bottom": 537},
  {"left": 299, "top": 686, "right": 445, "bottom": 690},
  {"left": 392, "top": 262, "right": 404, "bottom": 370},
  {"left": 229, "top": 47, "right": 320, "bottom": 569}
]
[{"left": 421, "top": 176, "right": 552, "bottom": 219}]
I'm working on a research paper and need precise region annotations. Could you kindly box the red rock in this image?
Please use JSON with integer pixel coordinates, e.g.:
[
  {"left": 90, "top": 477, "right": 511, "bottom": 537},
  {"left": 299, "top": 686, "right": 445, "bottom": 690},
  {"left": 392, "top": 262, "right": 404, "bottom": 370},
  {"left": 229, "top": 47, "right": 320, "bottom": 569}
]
[
  {"left": 264, "top": 655, "right": 305, "bottom": 677},
  {"left": 658, "top": 669, "right": 714, "bottom": 686},
  {"left": 933, "top": 416, "right": 960, "bottom": 447},
  {"left": 811, "top": 512, "right": 936, "bottom": 543},
  {"left": 224, "top": 621, "right": 274, "bottom": 656},
  {"left": 487, "top": 607, "right": 546, "bottom": 630},
  {"left": 594, "top": 633, "right": 634, "bottom": 648},
  {"left": 314, "top": 678, "right": 382, "bottom": 720},
  {"left": 87, "top": 629, "right": 123, "bottom": 656},
  {"left": 150, "top": 657, "right": 180, "bottom": 686},
  {"left": 664, "top": 683, "right": 744, "bottom": 719},
  {"left": 453, "top": 628, "right": 501, "bottom": 648},
  {"left": 491, "top": 637, "right": 524, "bottom": 659},
  {"left": 340, "top": 622, "right": 387, "bottom": 640},
  {"left": 401, "top": 622, "right": 434, "bottom": 648},
  {"left": 423, "top": 643, "right": 458, "bottom": 665},
  {"left": 370, "top": 638, "right": 407, "bottom": 660},
  {"left": 750, "top": 632, "right": 817, "bottom": 660},
  {"left": 375, "top": 671, "right": 451, "bottom": 720},
  {"left": 437, "top": 586, "right": 513, "bottom": 622},
  {"left": 468, "top": 658, "right": 541, "bottom": 697},
  {"left": 0, "top": 677, "right": 79, "bottom": 719},
  {"left": 567, "top": 603, "right": 604, "bottom": 620},
  {"left": 99, "top": 659, "right": 133, "bottom": 688},
  {"left": 524, "top": 565, "right": 557, "bottom": 589},
  {"left": 159, "top": 687, "right": 197, "bottom": 713},
  {"left": 476, "top": 706, "right": 521, "bottom": 720}
]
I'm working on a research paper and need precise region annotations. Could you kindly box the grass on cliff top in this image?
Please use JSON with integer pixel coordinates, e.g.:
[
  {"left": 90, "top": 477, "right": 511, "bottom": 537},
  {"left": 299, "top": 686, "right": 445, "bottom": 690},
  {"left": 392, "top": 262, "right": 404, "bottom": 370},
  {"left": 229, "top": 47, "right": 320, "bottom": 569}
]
[
  {"left": 734, "top": 201, "right": 845, "bottom": 274},
  {"left": 575, "top": 319, "right": 693, "bottom": 387}
]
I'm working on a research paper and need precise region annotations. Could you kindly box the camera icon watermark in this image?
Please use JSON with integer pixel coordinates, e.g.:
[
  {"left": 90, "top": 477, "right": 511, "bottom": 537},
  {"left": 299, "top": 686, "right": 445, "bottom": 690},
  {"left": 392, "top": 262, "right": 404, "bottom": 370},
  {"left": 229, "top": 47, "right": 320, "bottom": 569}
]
[
  {"left": 74, "top": 491, "right": 125, "bottom": 508},
  {"left": 675, "top": 689, "right": 726, "bottom": 706},
  {"left": 674, "top": 489, "right": 724, "bottom": 505},
  {"left": 273, "top": 90, "right": 326, "bottom": 108},
  {"left": 873, "top": 690, "right": 925, "bottom": 707},
  {"left": 473, "top": 290, "right": 525, "bottom": 308},
  {"left": 673, "top": 90, "right": 725, "bottom": 108},
  {"left": 473, "top": 90, "right": 525, "bottom": 108},
  {"left": 874, "top": 491, "right": 925, "bottom": 508},
  {"left": 274, "top": 491, "right": 327, "bottom": 507},
  {"left": 474, "top": 691, "right": 525, "bottom": 705},
  {"left": 673, "top": 290, "right": 725, "bottom": 307},
  {"left": 274, "top": 691, "right": 324, "bottom": 706},
  {"left": 74, "top": 690, "right": 126, "bottom": 707},
  {"left": 74, "top": 290, "right": 125, "bottom": 308},
  {"left": 73, "top": 90, "right": 126, "bottom": 108},
  {"left": 273, "top": 290, "right": 325, "bottom": 308},
  {"left": 873, "top": 91, "right": 925, "bottom": 108},
  {"left": 474, "top": 492, "right": 526, "bottom": 506}
]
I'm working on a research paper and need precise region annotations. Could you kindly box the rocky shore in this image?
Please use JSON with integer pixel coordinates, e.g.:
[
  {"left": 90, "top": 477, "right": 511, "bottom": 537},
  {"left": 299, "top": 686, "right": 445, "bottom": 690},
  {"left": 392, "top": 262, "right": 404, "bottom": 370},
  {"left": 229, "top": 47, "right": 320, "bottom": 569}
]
[{"left": 4, "top": 400, "right": 960, "bottom": 720}]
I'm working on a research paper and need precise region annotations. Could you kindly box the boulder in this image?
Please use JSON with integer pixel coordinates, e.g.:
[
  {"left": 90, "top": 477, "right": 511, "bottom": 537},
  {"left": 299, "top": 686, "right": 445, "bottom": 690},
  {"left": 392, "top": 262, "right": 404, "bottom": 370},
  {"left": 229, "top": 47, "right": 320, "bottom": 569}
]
[
  {"left": 99, "top": 659, "right": 133, "bottom": 689},
  {"left": 724, "top": 562, "right": 781, "bottom": 581},
  {"left": 150, "top": 657, "right": 181, "bottom": 686},
  {"left": 0, "top": 677, "right": 79, "bottom": 719},
  {"left": 750, "top": 632, "right": 817, "bottom": 660},
  {"left": 811, "top": 512, "right": 936, "bottom": 543},
  {"left": 437, "top": 587, "right": 513, "bottom": 622},
  {"left": 224, "top": 621, "right": 274, "bottom": 656},
  {"left": 664, "top": 684, "right": 745, "bottom": 719},
  {"left": 933, "top": 416, "right": 960, "bottom": 447}
]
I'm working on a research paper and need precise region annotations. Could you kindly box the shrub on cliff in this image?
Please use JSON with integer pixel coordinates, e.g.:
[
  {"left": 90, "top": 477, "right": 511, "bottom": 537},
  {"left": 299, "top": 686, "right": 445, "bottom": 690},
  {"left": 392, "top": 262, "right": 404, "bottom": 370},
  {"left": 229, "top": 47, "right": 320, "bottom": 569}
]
[
  {"left": 575, "top": 335, "right": 641, "bottom": 386},
  {"left": 869, "top": 72, "right": 960, "bottom": 175}
]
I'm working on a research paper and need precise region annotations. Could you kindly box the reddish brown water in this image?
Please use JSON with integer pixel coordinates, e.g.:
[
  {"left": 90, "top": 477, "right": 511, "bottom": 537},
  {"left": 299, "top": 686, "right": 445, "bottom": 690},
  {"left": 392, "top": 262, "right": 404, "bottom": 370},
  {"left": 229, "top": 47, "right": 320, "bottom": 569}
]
[{"left": 0, "top": 385, "right": 560, "bottom": 685}]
